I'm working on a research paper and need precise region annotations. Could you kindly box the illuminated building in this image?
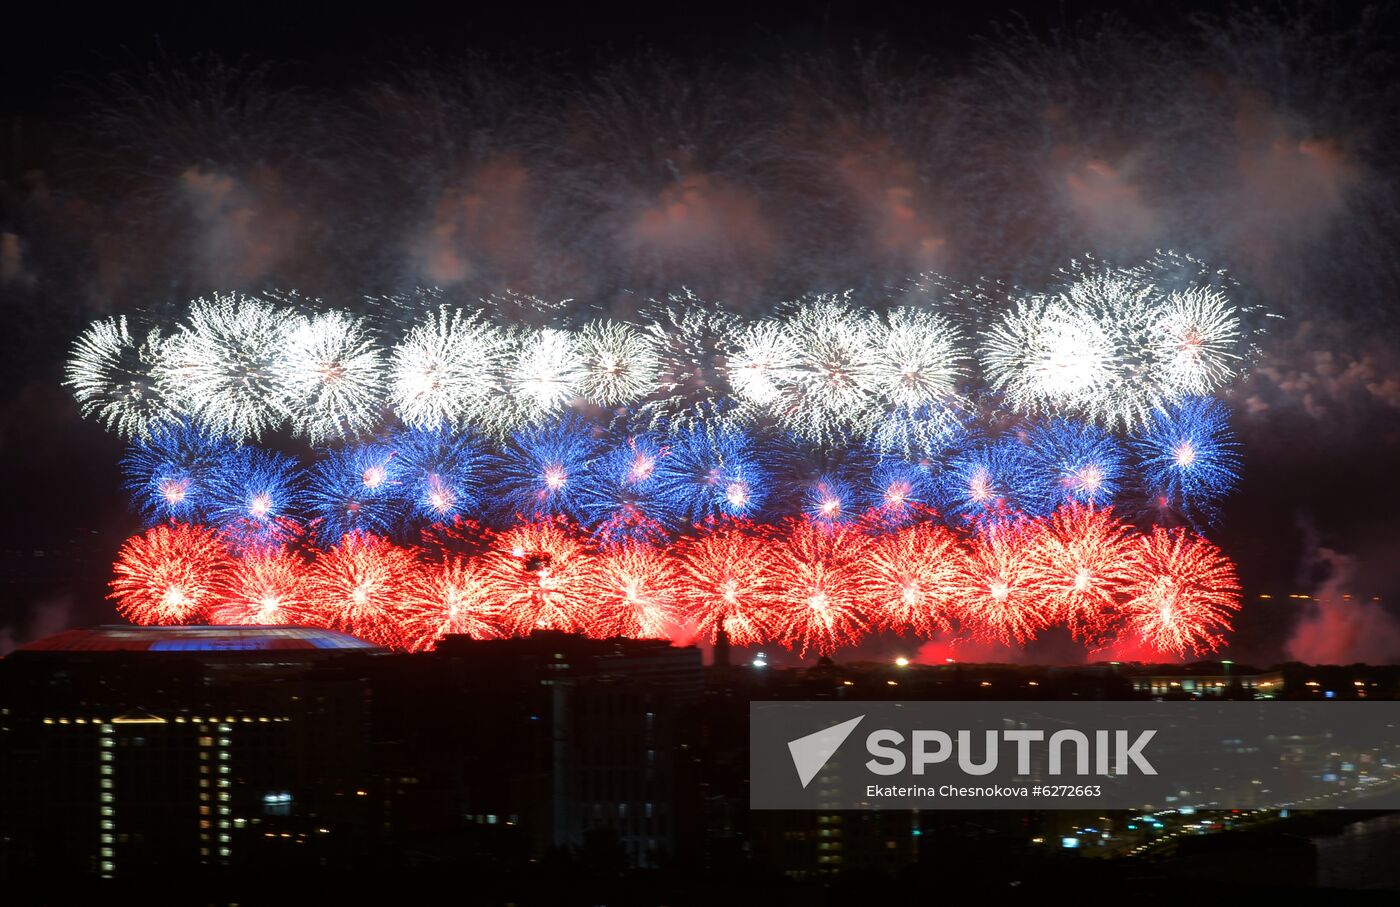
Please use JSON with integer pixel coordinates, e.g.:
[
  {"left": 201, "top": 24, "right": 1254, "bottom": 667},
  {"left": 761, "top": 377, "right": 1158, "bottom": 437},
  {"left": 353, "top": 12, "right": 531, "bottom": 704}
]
[{"left": 0, "top": 625, "right": 380, "bottom": 878}]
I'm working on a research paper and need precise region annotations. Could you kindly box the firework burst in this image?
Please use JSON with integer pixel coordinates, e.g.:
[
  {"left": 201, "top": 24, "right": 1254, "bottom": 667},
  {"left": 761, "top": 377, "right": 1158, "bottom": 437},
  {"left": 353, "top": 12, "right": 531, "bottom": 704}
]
[
  {"left": 401, "top": 556, "right": 503, "bottom": 651},
  {"left": 306, "top": 444, "right": 403, "bottom": 543},
  {"left": 576, "top": 320, "right": 660, "bottom": 408},
  {"left": 65, "top": 316, "right": 173, "bottom": 439},
  {"left": 484, "top": 520, "right": 596, "bottom": 635},
  {"left": 388, "top": 306, "right": 508, "bottom": 432},
  {"left": 951, "top": 525, "right": 1052, "bottom": 645},
  {"left": 304, "top": 534, "right": 415, "bottom": 647},
  {"left": 772, "top": 296, "right": 881, "bottom": 444},
  {"left": 1146, "top": 286, "right": 1241, "bottom": 396},
  {"left": 1026, "top": 505, "right": 1133, "bottom": 643},
  {"left": 1130, "top": 397, "right": 1241, "bottom": 526},
  {"left": 110, "top": 524, "right": 230, "bottom": 624},
  {"left": 212, "top": 548, "right": 309, "bottom": 625},
  {"left": 637, "top": 297, "right": 739, "bottom": 430},
  {"left": 585, "top": 543, "right": 683, "bottom": 638},
  {"left": 277, "top": 310, "right": 385, "bottom": 442},
  {"left": 395, "top": 427, "right": 487, "bottom": 525},
  {"left": 767, "top": 520, "right": 872, "bottom": 656},
  {"left": 674, "top": 523, "right": 775, "bottom": 645},
  {"left": 121, "top": 420, "right": 232, "bottom": 524},
  {"left": 153, "top": 294, "right": 298, "bottom": 441},
  {"left": 862, "top": 522, "right": 958, "bottom": 636},
  {"left": 1117, "top": 527, "right": 1241, "bottom": 656}
]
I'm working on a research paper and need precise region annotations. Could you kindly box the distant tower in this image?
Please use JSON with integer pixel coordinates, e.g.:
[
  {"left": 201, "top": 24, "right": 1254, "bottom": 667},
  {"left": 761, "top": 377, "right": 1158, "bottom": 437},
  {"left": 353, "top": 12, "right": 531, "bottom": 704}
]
[{"left": 713, "top": 628, "right": 731, "bottom": 669}]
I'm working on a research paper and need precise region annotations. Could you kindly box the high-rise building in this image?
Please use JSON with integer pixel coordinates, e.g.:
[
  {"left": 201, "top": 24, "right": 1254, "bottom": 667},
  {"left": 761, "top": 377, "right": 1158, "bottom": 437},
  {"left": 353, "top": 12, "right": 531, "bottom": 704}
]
[{"left": 0, "top": 625, "right": 381, "bottom": 878}]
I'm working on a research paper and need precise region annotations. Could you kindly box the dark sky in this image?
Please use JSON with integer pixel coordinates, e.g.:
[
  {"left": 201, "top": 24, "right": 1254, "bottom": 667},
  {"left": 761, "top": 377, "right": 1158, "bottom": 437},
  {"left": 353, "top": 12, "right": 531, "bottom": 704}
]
[{"left": 2, "top": 1, "right": 1398, "bottom": 663}]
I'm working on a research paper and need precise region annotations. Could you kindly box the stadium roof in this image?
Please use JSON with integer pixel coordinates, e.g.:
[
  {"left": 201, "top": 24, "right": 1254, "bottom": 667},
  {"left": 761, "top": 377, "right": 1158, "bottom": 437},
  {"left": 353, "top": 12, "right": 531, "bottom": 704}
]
[{"left": 18, "top": 625, "right": 380, "bottom": 653}]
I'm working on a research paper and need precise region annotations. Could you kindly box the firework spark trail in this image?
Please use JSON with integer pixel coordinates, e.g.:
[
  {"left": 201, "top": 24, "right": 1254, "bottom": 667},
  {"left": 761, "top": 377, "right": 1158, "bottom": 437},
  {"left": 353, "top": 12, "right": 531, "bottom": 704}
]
[
  {"left": 110, "top": 523, "right": 231, "bottom": 624},
  {"left": 1026, "top": 505, "right": 1133, "bottom": 643},
  {"left": 303, "top": 533, "right": 415, "bottom": 647},
  {"left": 211, "top": 548, "right": 308, "bottom": 625},
  {"left": 65, "top": 316, "right": 173, "bottom": 439},
  {"left": 767, "top": 519, "right": 873, "bottom": 656},
  {"left": 1118, "top": 526, "right": 1241, "bottom": 656},
  {"left": 861, "top": 521, "right": 958, "bottom": 636},
  {"left": 484, "top": 519, "right": 596, "bottom": 635},
  {"left": 674, "top": 522, "right": 776, "bottom": 645},
  {"left": 400, "top": 555, "right": 503, "bottom": 651},
  {"left": 153, "top": 294, "right": 299, "bottom": 441}
]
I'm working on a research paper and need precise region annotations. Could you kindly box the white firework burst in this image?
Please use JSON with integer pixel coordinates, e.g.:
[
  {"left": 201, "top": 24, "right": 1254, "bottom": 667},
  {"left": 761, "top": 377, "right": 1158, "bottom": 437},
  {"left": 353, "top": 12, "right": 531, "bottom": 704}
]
[
  {"left": 388, "top": 306, "right": 508, "bottom": 431},
  {"left": 576, "top": 320, "right": 660, "bottom": 407},
  {"left": 153, "top": 293, "right": 298, "bottom": 441},
  {"left": 872, "top": 307, "right": 967, "bottom": 410},
  {"left": 637, "top": 296, "right": 739, "bottom": 431},
  {"left": 65, "top": 315, "right": 174, "bottom": 439},
  {"left": 506, "top": 327, "right": 586, "bottom": 423},
  {"left": 982, "top": 293, "right": 1117, "bottom": 422},
  {"left": 726, "top": 320, "right": 801, "bottom": 411},
  {"left": 773, "top": 296, "right": 881, "bottom": 444},
  {"left": 1146, "top": 286, "right": 1241, "bottom": 396},
  {"left": 277, "top": 310, "right": 386, "bottom": 443}
]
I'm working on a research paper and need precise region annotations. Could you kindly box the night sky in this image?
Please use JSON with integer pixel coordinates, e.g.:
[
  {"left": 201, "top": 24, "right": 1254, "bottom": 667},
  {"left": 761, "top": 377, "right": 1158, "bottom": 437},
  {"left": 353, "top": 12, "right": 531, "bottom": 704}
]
[{"left": 2, "top": 2, "right": 1398, "bottom": 664}]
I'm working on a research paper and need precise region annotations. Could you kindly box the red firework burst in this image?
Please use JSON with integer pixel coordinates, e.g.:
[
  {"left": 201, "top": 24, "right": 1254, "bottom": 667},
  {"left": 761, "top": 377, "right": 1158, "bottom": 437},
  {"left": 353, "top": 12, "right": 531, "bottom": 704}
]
[
  {"left": 674, "top": 523, "right": 776, "bottom": 645},
  {"left": 862, "top": 522, "right": 959, "bottom": 636},
  {"left": 400, "top": 555, "right": 504, "bottom": 652},
  {"left": 304, "top": 534, "right": 415, "bottom": 647},
  {"left": 951, "top": 524, "right": 1053, "bottom": 645},
  {"left": 483, "top": 519, "right": 595, "bottom": 635},
  {"left": 110, "top": 523, "right": 230, "bottom": 624},
  {"left": 767, "top": 519, "right": 871, "bottom": 657},
  {"left": 585, "top": 543, "right": 682, "bottom": 638},
  {"left": 1026, "top": 505, "right": 1133, "bottom": 644},
  {"left": 1117, "top": 527, "right": 1241, "bottom": 656},
  {"left": 211, "top": 548, "right": 308, "bottom": 625}
]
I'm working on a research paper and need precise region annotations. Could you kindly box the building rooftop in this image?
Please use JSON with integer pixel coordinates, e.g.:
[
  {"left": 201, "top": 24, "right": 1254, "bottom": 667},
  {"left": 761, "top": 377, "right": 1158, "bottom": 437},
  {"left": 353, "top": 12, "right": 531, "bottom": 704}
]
[{"left": 17, "top": 625, "right": 379, "bottom": 654}]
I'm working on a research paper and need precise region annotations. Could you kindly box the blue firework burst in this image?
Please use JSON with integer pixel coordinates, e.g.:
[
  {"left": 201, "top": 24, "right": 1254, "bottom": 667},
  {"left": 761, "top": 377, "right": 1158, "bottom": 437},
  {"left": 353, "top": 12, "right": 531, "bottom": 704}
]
[
  {"left": 495, "top": 416, "right": 602, "bottom": 521},
  {"left": 207, "top": 447, "right": 305, "bottom": 548},
  {"left": 936, "top": 435, "right": 1047, "bottom": 526},
  {"left": 1130, "top": 397, "right": 1240, "bottom": 526},
  {"left": 120, "top": 420, "right": 232, "bottom": 524},
  {"left": 866, "top": 459, "right": 937, "bottom": 527},
  {"left": 394, "top": 427, "right": 488, "bottom": 525},
  {"left": 306, "top": 443, "right": 404, "bottom": 543},
  {"left": 575, "top": 433, "right": 680, "bottom": 544},
  {"left": 1026, "top": 419, "right": 1127, "bottom": 508},
  {"left": 658, "top": 425, "right": 771, "bottom": 524}
]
